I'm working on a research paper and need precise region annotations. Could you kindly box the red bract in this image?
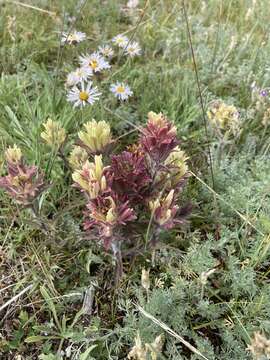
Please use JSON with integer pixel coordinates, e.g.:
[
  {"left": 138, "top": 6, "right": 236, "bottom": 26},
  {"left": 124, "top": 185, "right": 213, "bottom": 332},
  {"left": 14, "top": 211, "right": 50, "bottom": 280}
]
[
  {"left": 110, "top": 149, "right": 151, "bottom": 204},
  {"left": 0, "top": 162, "right": 46, "bottom": 207},
  {"left": 84, "top": 193, "right": 136, "bottom": 250},
  {"left": 140, "top": 111, "right": 179, "bottom": 163}
]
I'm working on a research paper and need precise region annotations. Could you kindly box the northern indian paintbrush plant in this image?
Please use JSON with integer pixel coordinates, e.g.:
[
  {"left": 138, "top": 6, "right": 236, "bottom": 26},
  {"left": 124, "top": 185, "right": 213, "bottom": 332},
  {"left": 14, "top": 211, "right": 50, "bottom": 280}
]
[
  {"left": 0, "top": 113, "right": 190, "bottom": 283},
  {"left": 72, "top": 112, "right": 190, "bottom": 282}
]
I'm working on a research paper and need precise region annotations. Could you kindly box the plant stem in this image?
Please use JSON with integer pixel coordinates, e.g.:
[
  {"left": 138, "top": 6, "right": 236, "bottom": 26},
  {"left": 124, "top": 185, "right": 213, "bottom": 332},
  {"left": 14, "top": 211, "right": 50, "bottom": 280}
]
[{"left": 29, "top": 204, "right": 50, "bottom": 236}]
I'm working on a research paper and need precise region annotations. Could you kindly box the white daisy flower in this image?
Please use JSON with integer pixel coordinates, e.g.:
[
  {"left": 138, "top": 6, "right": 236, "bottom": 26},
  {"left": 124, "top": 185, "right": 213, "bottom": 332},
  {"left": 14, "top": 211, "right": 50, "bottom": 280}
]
[
  {"left": 98, "top": 45, "right": 114, "bottom": 58},
  {"left": 125, "top": 41, "right": 141, "bottom": 57},
  {"left": 112, "top": 34, "right": 129, "bottom": 48},
  {"left": 79, "top": 52, "right": 111, "bottom": 73},
  {"left": 66, "top": 67, "right": 93, "bottom": 87},
  {"left": 110, "top": 82, "right": 133, "bottom": 101},
  {"left": 127, "top": 0, "right": 139, "bottom": 8},
  {"left": 61, "top": 30, "right": 87, "bottom": 45},
  {"left": 67, "top": 81, "right": 101, "bottom": 108}
]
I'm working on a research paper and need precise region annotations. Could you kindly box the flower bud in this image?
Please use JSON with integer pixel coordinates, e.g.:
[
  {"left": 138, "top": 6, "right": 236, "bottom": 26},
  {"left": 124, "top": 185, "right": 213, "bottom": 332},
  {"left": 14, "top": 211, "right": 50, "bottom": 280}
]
[
  {"left": 5, "top": 145, "right": 22, "bottom": 164},
  {"left": 141, "top": 268, "right": 150, "bottom": 292},
  {"left": 41, "top": 118, "right": 66, "bottom": 149},
  {"left": 68, "top": 146, "right": 88, "bottom": 169}
]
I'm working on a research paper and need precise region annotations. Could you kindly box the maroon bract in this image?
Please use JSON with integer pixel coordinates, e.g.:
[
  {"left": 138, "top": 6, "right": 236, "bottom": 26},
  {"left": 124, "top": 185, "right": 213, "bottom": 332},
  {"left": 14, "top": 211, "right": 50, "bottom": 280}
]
[
  {"left": 140, "top": 111, "right": 179, "bottom": 163},
  {"left": 110, "top": 148, "right": 151, "bottom": 204}
]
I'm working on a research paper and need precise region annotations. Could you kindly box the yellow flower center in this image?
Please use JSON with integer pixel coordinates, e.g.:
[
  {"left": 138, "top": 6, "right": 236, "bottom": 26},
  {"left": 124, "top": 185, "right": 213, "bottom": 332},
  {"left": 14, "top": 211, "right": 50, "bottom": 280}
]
[
  {"left": 79, "top": 91, "right": 89, "bottom": 101},
  {"left": 67, "top": 34, "right": 76, "bottom": 42},
  {"left": 89, "top": 60, "right": 98, "bottom": 69},
  {"left": 116, "top": 86, "right": 125, "bottom": 93}
]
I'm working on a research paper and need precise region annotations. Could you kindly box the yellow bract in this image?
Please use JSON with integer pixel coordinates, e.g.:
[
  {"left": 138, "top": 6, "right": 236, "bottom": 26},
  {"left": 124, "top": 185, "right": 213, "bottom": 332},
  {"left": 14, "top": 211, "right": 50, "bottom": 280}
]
[
  {"left": 148, "top": 111, "right": 165, "bottom": 126},
  {"left": 68, "top": 146, "right": 89, "bottom": 170},
  {"left": 207, "top": 101, "right": 239, "bottom": 133},
  {"left": 165, "top": 146, "right": 188, "bottom": 186},
  {"left": 41, "top": 118, "right": 66, "bottom": 148},
  {"left": 128, "top": 332, "right": 164, "bottom": 360},
  {"left": 78, "top": 119, "right": 111, "bottom": 154},
  {"left": 5, "top": 145, "right": 22, "bottom": 164},
  {"left": 72, "top": 155, "right": 107, "bottom": 199},
  {"left": 148, "top": 111, "right": 177, "bottom": 134},
  {"left": 149, "top": 190, "right": 175, "bottom": 226}
]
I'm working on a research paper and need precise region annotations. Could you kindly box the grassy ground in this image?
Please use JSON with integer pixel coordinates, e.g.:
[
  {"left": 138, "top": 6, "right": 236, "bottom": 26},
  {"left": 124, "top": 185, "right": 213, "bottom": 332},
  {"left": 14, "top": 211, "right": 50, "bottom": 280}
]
[{"left": 1, "top": 0, "right": 270, "bottom": 359}]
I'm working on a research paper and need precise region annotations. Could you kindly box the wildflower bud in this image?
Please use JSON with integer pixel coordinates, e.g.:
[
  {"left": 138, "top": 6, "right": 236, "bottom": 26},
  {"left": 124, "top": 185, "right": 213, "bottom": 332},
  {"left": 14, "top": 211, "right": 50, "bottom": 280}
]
[
  {"left": 68, "top": 146, "right": 88, "bottom": 169},
  {"left": 141, "top": 268, "right": 150, "bottom": 292},
  {"left": 78, "top": 119, "right": 112, "bottom": 154},
  {"left": 200, "top": 268, "right": 216, "bottom": 286},
  {"left": 128, "top": 332, "right": 147, "bottom": 360},
  {"left": 149, "top": 190, "right": 178, "bottom": 229},
  {"left": 163, "top": 189, "right": 174, "bottom": 208},
  {"left": 262, "top": 108, "right": 270, "bottom": 127},
  {"left": 5, "top": 145, "right": 22, "bottom": 164},
  {"left": 41, "top": 118, "right": 66, "bottom": 149},
  {"left": 146, "top": 334, "right": 165, "bottom": 360},
  {"left": 106, "top": 201, "right": 117, "bottom": 223}
]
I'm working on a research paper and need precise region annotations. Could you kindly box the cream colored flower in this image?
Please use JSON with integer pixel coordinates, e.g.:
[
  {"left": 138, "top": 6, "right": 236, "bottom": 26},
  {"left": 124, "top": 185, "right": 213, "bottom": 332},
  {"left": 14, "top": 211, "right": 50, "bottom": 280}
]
[
  {"left": 41, "top": 119, "right": 66, "bottom": 149},
  {"left": 68, "top": 146, "right": 88, "bottom": 169},
  {"left": 78, "top": 120, "right": 112, "bottom": 154},
  {"left": 128, "top": 332, "right": 147, "bottom": 360},
  {"left": 164, "top": 146, "right": 188, "bottom": 186},
  {"left": 146, "top": 334, "right": 165, "bottom": 360},
  {"left": 5, "top": 145, "right": 22, "bottom": 164},
  {"left": 149, "top": 190, "right": 174, "bottom": 225},
  {"left": 72, "top": 155, "right": 107, "bottom": 198},
  {"left": 128, "top": 332, "right": 164, "bottom": 360},
  {"left": 207, "top": 101, "right": 240, "bottom": 134}
]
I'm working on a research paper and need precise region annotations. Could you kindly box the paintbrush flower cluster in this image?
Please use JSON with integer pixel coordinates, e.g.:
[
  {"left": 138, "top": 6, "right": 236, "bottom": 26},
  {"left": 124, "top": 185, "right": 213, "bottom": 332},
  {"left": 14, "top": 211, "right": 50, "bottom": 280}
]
[
  {"left": 207, "top": 100, "right": 240, "bottom": 136},
  {"left": 0, "top": 145, "right": 46, "bottom": 207},
  {"left": 71, "top": 112, "right": 190, "bottom": 258}
]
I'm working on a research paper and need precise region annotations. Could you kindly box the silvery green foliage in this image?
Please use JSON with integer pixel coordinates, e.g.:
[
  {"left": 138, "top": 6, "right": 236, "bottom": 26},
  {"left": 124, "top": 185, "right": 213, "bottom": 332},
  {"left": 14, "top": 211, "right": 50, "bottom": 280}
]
[{"left": 117, "top": 151, "right": 270, "bottom": 359}]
